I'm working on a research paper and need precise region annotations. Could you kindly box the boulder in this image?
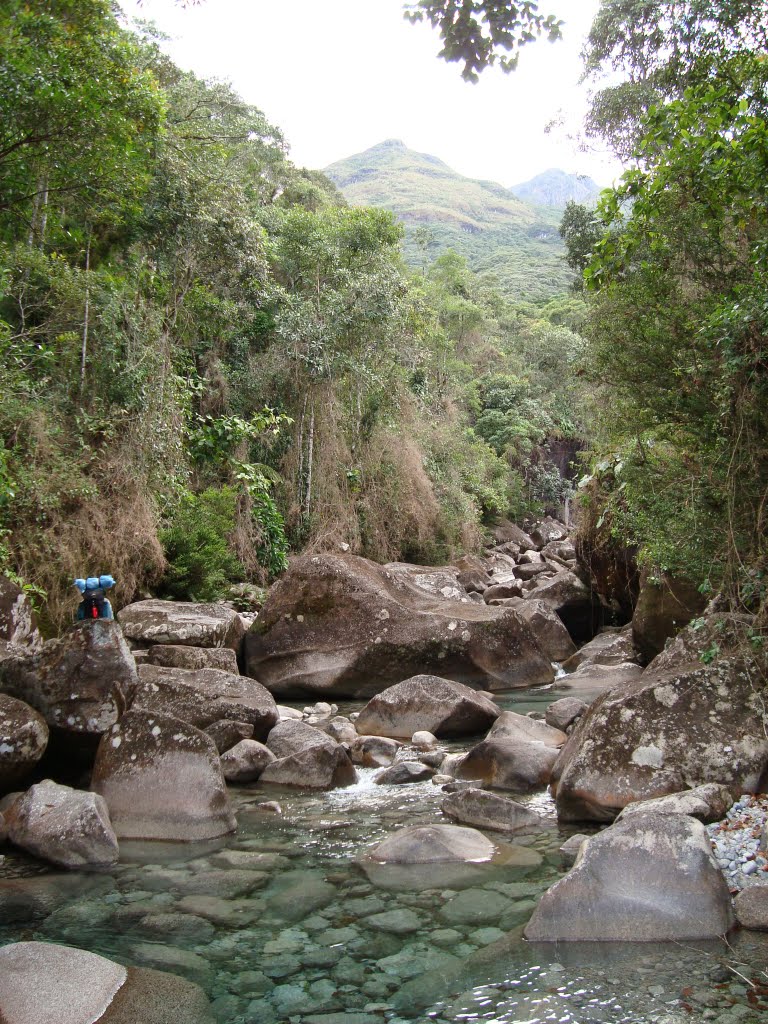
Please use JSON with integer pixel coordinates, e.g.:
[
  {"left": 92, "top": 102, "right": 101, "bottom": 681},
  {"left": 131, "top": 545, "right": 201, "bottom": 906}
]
[
  {"left": 265, "top": 718, "right": 337, "bottom": 757},
  {"left": 559, "top": 833, "right": 589, "bottom": 867},
  {"left": 524, "top": 813, "right": 734, "bottom": 941},
  {"left": 487, "top": 711, "right": 567, "bottom": 748},
  {"left": 354, "top": 675, "right": 500, "bottom": 740},
  {"left": 524, "top": 570, "right": 597, "bottom": 643},
  {"left": 455, "top": 567, "right": 491, "bottom": 593},
  {"left": 488, "top": 521, "right": 535, "bottom": 550},
  {"left": 632, "top": 572, "right": 707, "bottom": 664},
  {"left": 457, "top": 737, "right": 559, "bottom": 792},
  {"left": 220, "top": 739, "right": 275, "bottom": 782},
  {"left": 557, "top": 661, "right": 644, "bottom": 694},
  {"left": 146, "top": 644, "right": 239, "bottom": 674},
  {"left": 243, "top": 553, "right": 554, "bottom": 698},
  {"left": 514, "top": 563, "right": 554, "bottom": 581},
  {"left": 118, "top": 599, "right": 245, "bottom": 651},
  {"left": 259, "top": 743, "right": 357, "bottom": 790},
  {"left": 0, "top": 577, "right": 41, "bottom": 650},
  {"left": 363, "top": 824, "right": 497, "bottom": 865},
  {"left": 349, "top": 735, "right": 400, "bottom": 767},
  {"left": 374, "top": 761, "right": 434, "bottom": 785},
  {"left": 551, "top": 657, "right": 768, "bottom": 822},
  {"left": 542, "top": 540, "right": 576, "bottom": 562},
  {"left": 0, "top": 694, "right": 48, "bottom": 790},
  {"left": 616, "top": 783, "right": 734, "bottom": 824},
  {"left": 130, "top": 664, "right": 278, "bottom": 740},
  {"left": 483, "top": 582, "right": 524, "bottom": 602},
  {"left": 324, "top": 716, "right": 358, "bottom": 744},
  {"left": 734, "top": 884, "right": 768, "bottom": 931},
  {"left": 529, "top": 517, "right": 568, "bottom": 549},
  {"left": 383, "top": 562, "right": 468, "bottom": 601},
  {"left": 5, "top": 779, "right": 118, "bottom": 869},
  {"left": 441, "top": 788, "right": 544, "bottom": 833},
  {"left": 0, "top": 941, "right": 213, "bottom": 1024},
  {"left": 411, "top": 730, "right": 438, "bottom": 749},
  {"left": 203, "top": 719, "right": 254, "bottom": 753},
  {"left": 91, "top": 710, "right": 236, "bottom": 840},
  {"left": 544, "top": 696, "right": 588, "bottom": 733},
  {"left": 0, "top": 620, "right": 135, "bottom": 737},
  {"left": 562, "top": 626, "right": 637, "bottom": 672},
  {"left": 502, "top": 598, "right": 576, "bottom": 661}
]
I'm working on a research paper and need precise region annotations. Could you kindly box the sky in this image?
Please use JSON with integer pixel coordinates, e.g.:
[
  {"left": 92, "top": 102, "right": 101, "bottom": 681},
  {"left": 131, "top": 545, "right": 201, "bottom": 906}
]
[{"left": 121, "top": 0, "right": 624, "bottom": 188}]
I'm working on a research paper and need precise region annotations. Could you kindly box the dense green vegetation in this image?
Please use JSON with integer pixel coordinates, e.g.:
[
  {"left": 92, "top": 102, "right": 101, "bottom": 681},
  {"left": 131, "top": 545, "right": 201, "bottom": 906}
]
[
  {"left": 564, "top": 0, "right": 768, "bottom": 619},
  {"left": 0, "top": 0, "right": 585, "bottom": 628},
  {"left": 325, "top": 139, "right": 574, "bottom": 302}
]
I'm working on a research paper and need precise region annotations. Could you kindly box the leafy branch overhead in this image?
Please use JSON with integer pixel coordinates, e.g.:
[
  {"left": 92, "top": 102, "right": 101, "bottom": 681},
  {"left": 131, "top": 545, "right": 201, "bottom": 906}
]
[{"left": 405, "top": 1, "right": 563, "bottom": 81}]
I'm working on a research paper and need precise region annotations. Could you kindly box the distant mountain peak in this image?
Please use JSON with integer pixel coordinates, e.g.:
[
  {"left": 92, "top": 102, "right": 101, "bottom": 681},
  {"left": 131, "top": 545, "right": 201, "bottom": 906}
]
[
  {"left": 323, "top": 141, "right": 575, "bottom": 303},
  {"left": 510, "top": 169, "right": 603, "bottom": 209}
]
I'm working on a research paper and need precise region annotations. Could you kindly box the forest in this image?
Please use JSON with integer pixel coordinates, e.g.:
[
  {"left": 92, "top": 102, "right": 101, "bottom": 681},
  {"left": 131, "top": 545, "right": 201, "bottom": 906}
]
[{"left": 1, "top": 0, "right": 766, "bottom": 642}]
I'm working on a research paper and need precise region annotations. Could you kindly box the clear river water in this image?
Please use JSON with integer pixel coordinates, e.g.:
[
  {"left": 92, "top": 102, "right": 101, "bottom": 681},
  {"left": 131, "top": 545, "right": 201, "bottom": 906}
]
[{"left": 1, "top": 685, "right": 766, "bottom": 1024}]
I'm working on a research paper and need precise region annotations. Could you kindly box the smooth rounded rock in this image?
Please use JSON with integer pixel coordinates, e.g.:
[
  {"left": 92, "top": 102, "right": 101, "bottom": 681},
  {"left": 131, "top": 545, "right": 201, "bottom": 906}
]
[
  {"left": 374, "top": 761, "right": 434, "bottom": 785},
  {"left": 457, "top": 737, "right": 559, "bottom": 792},
  {"left": 6, "top": 778, "right": 119, "bottom": 869},
  {"left": 91, "top": 710, "right": 236, "bottom": 841},
  {"left": 524, "top": 812, "right": 734, "bottom": 941},
  {"left": 220, "top": 739, "right": 275, "bottom": 782},
  {"left": 441, "top": 788, "right": 545, "bottom": 834},
  {"left": 734, "top": 883, "right": 768, "bottom": 930},
  {"left": 355, "top": 675, "right": 500, "bottom": 740},
  {"left": 0, "top": 941, "right": 127, "bottom": 1024}
]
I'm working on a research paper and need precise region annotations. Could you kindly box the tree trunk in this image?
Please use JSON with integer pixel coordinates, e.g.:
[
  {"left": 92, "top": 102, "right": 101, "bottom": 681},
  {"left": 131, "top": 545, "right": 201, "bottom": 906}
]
[{"left": 79, "top": 233, "right": 92, "bottom": 396}]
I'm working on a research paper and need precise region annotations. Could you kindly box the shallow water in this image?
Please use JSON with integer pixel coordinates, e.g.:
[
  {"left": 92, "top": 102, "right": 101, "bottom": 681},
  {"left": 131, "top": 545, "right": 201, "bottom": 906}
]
[{"left": 1, "top": 688, "right": 767, "bottom": 1024}]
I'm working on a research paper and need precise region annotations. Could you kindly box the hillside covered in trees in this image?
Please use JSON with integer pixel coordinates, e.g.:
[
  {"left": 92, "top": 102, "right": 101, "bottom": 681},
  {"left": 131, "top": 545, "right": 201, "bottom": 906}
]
[
  {"left": 1, "top": 0, "right": 766, "bottom": 641},
  {"left": 324, "top": 140, "right": 573, "bottom": 301},
  {"left": 0, "top": 0, "right": 588, "bottom": 630}
]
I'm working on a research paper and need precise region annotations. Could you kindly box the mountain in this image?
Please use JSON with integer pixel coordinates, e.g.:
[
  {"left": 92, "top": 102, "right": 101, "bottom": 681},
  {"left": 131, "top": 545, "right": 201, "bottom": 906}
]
[
  {"left": 323, "top": 139, "right": 575, "bottom": 302},
  {"left": 510, "top": 168, "right": 603, "bottom": 209}
]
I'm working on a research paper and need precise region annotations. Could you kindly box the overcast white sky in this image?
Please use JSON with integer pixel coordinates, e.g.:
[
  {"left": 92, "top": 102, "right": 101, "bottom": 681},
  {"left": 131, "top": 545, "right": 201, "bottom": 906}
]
[{"left": 122, "top": 0, "right": 623, "bottom": 187}]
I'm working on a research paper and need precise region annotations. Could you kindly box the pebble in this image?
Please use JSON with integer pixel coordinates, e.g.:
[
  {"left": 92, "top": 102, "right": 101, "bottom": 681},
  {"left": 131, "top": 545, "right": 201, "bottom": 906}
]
[{"left": 706, "top": 793, "right": 768, "bottom": 891}]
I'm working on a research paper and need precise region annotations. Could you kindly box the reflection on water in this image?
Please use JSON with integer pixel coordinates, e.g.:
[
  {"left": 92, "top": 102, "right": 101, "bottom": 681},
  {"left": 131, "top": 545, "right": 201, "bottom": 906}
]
[{"left": 1, "top": 690, "right": 766, "bottom": 1023}]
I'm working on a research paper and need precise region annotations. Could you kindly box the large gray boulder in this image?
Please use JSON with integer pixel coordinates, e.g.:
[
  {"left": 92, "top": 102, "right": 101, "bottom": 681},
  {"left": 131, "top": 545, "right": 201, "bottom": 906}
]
[
  {"left": 457, "top": 737, "right": 559, "bottom": 792},
  {"left": 0, "top": 621, "right": 135, "bottom": 737},
  {"left": 524, "top": 813, "right": 734, "bottom": 941},
  {"left": 487, "top": 710, "right": 567, "bottom": 748},
  {"left": 91, "top": 710, "right": 236, "bottom": 841},
  {"left": 551, "top": 656, "right": 768, "bottom": 822},
  {"left": 130, "top": 664, "right": 278, "bottom": 740},
  {"left": 503, "top": 598, "right": 576, "bottom": 661},
  {"left": 5, "top": 779, "right": 118, "bottom": 869},
  {"left": 354, "top": 675, "right": 500, "bottom": 740},
  {"left": 0, "top": 941, "right": 213, "bottom": 1024},
  {"left": 0, "top": 694, "right": 48, "bottom": 790},
  {"left": 616, "top": 783, "right": 734, "bottom": 824},
  {"left": 244, "top": 553, "right": 554, "bottom": 698},
  {"left": 265, "top": 718, "right": 336, "bottom": 758},
  {"left": 524, "top": 570, "right": 596, "bottom": 643},
  {"left": 734, "top": 884, "right": 768, "bottom": 931},
  {"left": 349, "top": 735, "right": 400, "bottom": 767},
  {"left": 561, "top": 626, "right": 637, "bottom": 672},
  {"left": 220, "top": 739, "right": 275, "bottom": 782},
  {"left": 145, "top": 644, "right": 239, "bottom": 674},
  {"left": 441, "top": 788, "right": 545, "bottom": 834},
  {"left": 118, "top": 599, "right": 245, "bottom": 651},
  {"left": 259, "top": 742, "right": 357, "bottom": 790},
  {"left": 544, "top": 696, "right": 588, "bottom": 733}
]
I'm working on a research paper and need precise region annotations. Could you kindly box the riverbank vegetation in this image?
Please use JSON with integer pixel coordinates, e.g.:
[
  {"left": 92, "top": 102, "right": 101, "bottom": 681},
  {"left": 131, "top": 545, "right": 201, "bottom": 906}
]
[{"left": 0, "top": 0, "right": 587, "bottom": 629}]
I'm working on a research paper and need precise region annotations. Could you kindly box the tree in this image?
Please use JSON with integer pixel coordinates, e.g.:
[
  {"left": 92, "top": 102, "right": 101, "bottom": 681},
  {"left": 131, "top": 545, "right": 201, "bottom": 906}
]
[
  {"left": 0, "top": 0, "right": 163, "bottom": 237},
  {"left": 405, "top": 0, "right": 562, "bottom": 81}
]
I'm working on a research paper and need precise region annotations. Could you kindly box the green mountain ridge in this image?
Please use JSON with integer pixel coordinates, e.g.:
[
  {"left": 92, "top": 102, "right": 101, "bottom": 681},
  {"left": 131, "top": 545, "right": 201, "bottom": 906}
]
[{"left": 323, "top": 139, "right": 575, "bottom": 303}]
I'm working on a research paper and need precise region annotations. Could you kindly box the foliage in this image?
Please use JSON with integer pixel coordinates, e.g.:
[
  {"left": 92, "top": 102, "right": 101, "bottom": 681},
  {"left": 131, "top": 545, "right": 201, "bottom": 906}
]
[
  {"left": 405, "top": 1, "right": 562, "bottom": 82},
  {"left": 159, "top": 487, "right": 245, "bottom": 601},
  {"left": 579, "top": 36, "right": 768, "bottom": 606}
]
